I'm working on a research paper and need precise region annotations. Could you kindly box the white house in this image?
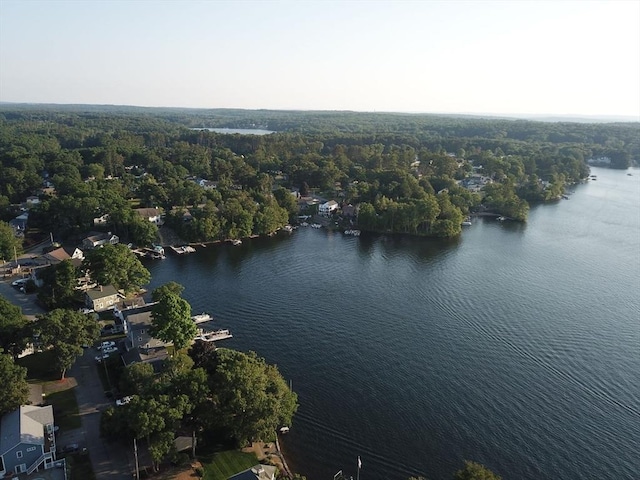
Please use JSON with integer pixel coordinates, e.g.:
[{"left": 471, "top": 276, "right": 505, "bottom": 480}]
[{"left": 318, "top": 200, "right": 339, "bottom": 216}]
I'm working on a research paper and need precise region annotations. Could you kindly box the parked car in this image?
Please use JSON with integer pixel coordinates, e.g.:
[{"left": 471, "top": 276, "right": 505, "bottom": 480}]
[
  {"left": 11, "top": 278, "right": 28, "bottom": 287},
  {"left": 102, "top": 346, "right": 118, "bottom": 354},
  {"left": 95, "top": 353, "right": 109, "bottom": 363},
  {"left": 97, "top": 341, "right": 116, "bottom": 350},
  {"left": 61, "top": 443, "right": 79, "bottom": 454},
  {"left": 116, "top": 395, "right": 133, "bottom": 406}
]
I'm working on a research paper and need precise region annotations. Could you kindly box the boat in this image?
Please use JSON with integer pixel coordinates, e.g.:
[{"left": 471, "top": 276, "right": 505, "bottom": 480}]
[
  {"left": 279, "top": 426, "right": 290, "bottom": 434},
  {"left": 192, "top": 313, "right": 214, "bottom": 324},
  {"left": 461, "top": 221, "right": 472, "bottom": 226},
  {"left": 344, "top": 229, "right": 361, "bottom": 236},
  {"left": 497, "top": 216, "right": 506, "bottom": 221},
  {"left": 310, "top": 223, "right": 322, "bottom": 229},
  {"left": 231, "top": 239, "right": 242, "bottom": 246},
  {"left": 282, "top": 225, "right": 294, "bottom": 233}
]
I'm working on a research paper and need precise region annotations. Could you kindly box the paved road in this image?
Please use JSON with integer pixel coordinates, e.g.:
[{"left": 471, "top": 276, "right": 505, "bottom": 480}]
[
  {"left": 0, "top": 276, "right": 136, "bottom": 479},
  {"left": 68, "top": 347, "right": 136, "bottom": 480}
]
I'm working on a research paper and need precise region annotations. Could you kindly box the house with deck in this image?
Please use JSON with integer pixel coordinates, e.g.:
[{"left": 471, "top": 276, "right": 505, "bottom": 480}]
[
  {"left": 318, "top": 200, "right": 339, "bottom": 216},
  {"left": 0, "top": 405, "right": 57, "bottom": 477}
]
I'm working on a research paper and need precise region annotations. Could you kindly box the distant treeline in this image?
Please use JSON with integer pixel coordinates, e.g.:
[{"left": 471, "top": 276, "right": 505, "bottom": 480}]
[{"left": 0, "top": 105, "right": 637, "bottom": 241}]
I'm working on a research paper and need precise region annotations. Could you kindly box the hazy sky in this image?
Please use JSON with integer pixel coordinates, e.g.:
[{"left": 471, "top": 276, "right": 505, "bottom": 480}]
[{"left": 1, "top": 0, "right": 638, "bottom": 117}]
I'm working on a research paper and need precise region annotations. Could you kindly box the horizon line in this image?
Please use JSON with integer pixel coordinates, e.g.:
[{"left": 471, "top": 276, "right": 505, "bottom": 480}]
[{"left": 1, "top": 101, "right": 638, "bottom": 123}]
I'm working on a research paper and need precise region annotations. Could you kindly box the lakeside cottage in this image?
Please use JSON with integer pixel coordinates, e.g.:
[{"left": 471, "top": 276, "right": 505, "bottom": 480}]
[
  {"left": 134, "top": 207, "right": 163, "bottom": 224},
  {"left": 318, "top": 200, "right": 339, "bottom": 216}
]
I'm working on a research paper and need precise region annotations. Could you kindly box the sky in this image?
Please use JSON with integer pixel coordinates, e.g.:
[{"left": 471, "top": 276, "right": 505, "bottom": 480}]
[{"left": 0, "top": 0, "right": 639, "bottom": 118}]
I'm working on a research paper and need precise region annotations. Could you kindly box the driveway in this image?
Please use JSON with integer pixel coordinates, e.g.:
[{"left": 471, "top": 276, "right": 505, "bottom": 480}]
[
  {"left": 0, "top": 277, "right": 46, "bottom": 319},
  {"left": 68, "top": 347, "right": 136, "bottom": 480}
]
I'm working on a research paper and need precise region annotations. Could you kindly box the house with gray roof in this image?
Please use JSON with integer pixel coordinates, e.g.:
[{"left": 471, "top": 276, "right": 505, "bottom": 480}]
[
  {"left": 121, "top": 310, "right": 170, "bottom": 370},
  {"left": 84, "top": 285, "right": 121, "bottom": 312},
  {"left": 0, "top": 405, "right": 57, "bottom": 477}
]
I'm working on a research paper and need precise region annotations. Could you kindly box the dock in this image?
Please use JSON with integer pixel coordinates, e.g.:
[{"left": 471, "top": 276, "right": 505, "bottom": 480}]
[
  {"left": 194, "top": 329, "right": 233, "bottom": 342},
  {"left": 170, "top": 245, "right": 196, "bottom": 254}
]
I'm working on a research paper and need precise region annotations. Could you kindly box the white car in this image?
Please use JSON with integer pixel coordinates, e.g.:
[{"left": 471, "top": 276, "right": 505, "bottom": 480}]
[
  {"left": 97, "top": 341, "right": 116, "bottom": 350},
  {"left": 11, "top": 278, "right": 28, "bottom": 287},
  {"left": 102, "top": 346, "right": 118, "bottom": 354},
  {"left": 116, "top": 396, "right": 133, "bottom": 406},
  {"left": 95, "top": 353, "right": 109, "bottom": 363}
]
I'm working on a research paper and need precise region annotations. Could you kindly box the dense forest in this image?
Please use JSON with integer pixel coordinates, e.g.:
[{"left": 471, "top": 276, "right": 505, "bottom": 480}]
[{"left": 1, "top": 104, "right": 637, "bottom": 245}]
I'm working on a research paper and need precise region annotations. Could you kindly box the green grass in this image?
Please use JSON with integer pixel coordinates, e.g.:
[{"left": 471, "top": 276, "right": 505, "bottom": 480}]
[
  {"left": 46, "top": 388, "right": 81, "bottom": 431},
  {"left": 201, "top": 450, "right": 258, "bottom": 480},
  {"left": 17, "top": 350, "right": 60, "bottom": 382},
  {"left": 67, "top": 452, "right": 96, "bottom": 480}
]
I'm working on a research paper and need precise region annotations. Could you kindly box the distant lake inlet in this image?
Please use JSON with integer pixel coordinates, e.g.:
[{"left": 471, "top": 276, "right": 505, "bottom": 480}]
[{"left": 190, "top": 127, "right": 275, "bottom": 135}]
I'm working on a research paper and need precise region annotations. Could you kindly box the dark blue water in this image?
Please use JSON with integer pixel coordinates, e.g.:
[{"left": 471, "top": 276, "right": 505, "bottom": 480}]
[{"left": 145, "top": 167, "right": 640, "bottom": 480}]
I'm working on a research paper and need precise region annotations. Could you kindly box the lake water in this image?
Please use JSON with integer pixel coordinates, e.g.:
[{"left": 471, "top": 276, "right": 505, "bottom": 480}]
[
  {"left": 145, "top": 167, "right": 640, "bottom": 480},
  {"left": 190, "top": 127, "right": 275, "bottom": 135}
]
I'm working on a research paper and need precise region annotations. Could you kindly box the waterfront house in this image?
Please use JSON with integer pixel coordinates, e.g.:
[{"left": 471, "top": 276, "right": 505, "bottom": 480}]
[
  {"left": 81, "top": 232, "right": 119, "bottom": 250},
  {"left": 84, "top": 285, "right": 120, "bottom": 312},
  {"left": 318, "top": 200, "right": 339, "bottom": 216},
  {"left": 121, "top": 309, "right": 170, "bottom": 369},
  {"left": 134, "top": 208, "right": 163, "bottom": 225},
  {"left": 227, "top": 465, "right": 276, "bottom": 480},
  {"left": 0, "top": 405, "right": 57, "bottom": 477}
]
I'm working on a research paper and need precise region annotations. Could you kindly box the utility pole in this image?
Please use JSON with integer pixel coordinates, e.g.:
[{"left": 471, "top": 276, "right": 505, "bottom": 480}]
[{"left": 134, "top": 438, "right": 139, "bottom": 480}]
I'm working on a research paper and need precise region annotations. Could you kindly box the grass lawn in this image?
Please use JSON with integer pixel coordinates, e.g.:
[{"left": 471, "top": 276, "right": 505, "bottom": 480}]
[
  {"left": 46, "top": 388, "right": 81, "bottom": 431},
  {"left": 201, "top": 450, "right": 258, "bottom": 480}
]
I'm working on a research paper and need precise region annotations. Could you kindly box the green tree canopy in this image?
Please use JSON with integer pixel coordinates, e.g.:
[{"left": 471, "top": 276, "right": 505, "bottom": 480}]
[
  {"left": 0, "top": 351, "right": 30, "bottom": 416},
  {"left": 36, "top": 260, "right": 79, "bottom": 309},
  {"left": 83, "top": 243, "right": 150, "bottom": 293},
  {"left": 0, "top": 296, "right": 30, "bottom": 359},
  {"left": 453, "top": 461, "right": 501, "bottom": 480},
  {"left": 197, "top": 348, "right": 298, "bottom": 446},
  {"left": 35, "top": 309, "right": 100, "bottom": 379},
  {"left": 0, "top": 221, "right": 22, "bottom": 263},
  {"left": 150, "top": 283, "right": 197, "bottom": 350}
]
